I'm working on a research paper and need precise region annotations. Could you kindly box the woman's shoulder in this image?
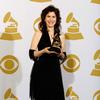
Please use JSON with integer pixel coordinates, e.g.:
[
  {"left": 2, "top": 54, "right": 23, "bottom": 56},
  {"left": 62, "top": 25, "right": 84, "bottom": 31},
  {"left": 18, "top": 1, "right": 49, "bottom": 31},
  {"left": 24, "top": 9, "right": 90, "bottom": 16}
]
[
  {"left": 35, "top": 30, "right": 42, "bottom": 35},
  {"left": 33, "top": 30, "right": 42, "bottom": 37}
]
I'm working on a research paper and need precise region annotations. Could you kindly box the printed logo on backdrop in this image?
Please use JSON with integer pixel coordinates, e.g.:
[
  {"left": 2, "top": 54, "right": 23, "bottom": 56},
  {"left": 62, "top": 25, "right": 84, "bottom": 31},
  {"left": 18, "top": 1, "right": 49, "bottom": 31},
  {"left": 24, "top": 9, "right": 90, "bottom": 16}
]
[
  {"left": 91, "top": 0, "right": 100, "bottom": 4},
  {"left": 63, "top": 54, "right": 80, "bottom": 72},
  {"left": 91, "top": 50, "right": 100, "bottom": 76},
  {"left": 30, "top": 0, "right": 51, "bottom": 2},
  {"left": 94, "top": 18, "right": 100, "bottom": 36},
  {"left": 0, "top": 55, "right": 19, "bottom": 74},
  {"left": 93, "top": 90, "right": 100, "bottom": 100},
  {"left": 33, "top": 17, "right": 41, "bottom": 32},
  {"left": 0, "top": 12, "right": 22, "bottom": 40},
  {"left": 65, "top": 12, "right": 84, "bottom": 40},
  {"left": 4, "top": 88, "right": 18, "bottom": 100},
  {"left": 66, "top": 86, "right": 79, "bottom": 100}
]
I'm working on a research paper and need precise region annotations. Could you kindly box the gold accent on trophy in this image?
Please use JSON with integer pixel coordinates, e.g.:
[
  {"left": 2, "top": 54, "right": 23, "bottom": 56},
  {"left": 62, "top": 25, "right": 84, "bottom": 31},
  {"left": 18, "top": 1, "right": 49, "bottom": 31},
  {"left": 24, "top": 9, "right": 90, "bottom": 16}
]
[
  {"left": 94, "top": 18, "right": 100, "bottom": 35},
  {"left": 93, "top": 90, "right": 100, "bottom": 100},
  {"left": 0, "top": 12, "right": 22, "bottom": 40},
  {"left": 4, "top": 88, "right": 18, "bottom": 100},
  {"left": 49, "top": 34, "right": 61, "bottom": 53},
  {"left": 0, "top": 55, "right": 19, "bottom": 74},
  {"left": 63, "top": 54, "right": 80, "bottom": 72},
  {"left": 30, "top": 0, "right": 51, "bottom": 2},
  {"left": 91, "top": 50, "right": 100, "bottom": 76},
  {"left": 66, "top": 87, "right": 79, "bottom": 100},
  {"left": 65, "top": 12, "right": 84, "bottom": 40},
  {"left": 91, "top": 0, "right": 100, "bottom": 4}
]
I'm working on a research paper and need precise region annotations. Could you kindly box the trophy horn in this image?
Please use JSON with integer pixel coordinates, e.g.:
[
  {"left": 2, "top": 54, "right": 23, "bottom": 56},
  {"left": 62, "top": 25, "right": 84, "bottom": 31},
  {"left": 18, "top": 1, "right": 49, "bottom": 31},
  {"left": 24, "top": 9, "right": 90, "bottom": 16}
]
[
  {"left": 3, "top": 12, "right": 18, "bottom": 26},
  {"left": 4, "top": 88, "right": 18, "bottom": 100},
  {"left": 66, "top": 12, "right": 79, "bottom": 26}
]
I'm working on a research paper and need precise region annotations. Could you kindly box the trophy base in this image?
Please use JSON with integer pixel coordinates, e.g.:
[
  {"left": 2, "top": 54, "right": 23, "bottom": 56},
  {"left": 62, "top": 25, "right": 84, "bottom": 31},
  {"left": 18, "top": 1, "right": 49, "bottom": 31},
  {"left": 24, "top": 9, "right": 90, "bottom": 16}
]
[
  {"left": 49, "top": 47, "right": 61, "bottom": 53},
  {"left": 0, "top": 32, "right": 22, "bottom": 40},
  {"left": 65, "top": 32, "right": 84, "bottom": 40}
]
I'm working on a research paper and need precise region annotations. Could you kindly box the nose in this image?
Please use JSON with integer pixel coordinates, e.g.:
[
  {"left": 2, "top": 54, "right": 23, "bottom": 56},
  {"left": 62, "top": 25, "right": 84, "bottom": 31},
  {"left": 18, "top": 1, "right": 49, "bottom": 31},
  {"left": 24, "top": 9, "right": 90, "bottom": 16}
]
[{"left": 50, "top": 17, "right": 54, "bottom": 21}]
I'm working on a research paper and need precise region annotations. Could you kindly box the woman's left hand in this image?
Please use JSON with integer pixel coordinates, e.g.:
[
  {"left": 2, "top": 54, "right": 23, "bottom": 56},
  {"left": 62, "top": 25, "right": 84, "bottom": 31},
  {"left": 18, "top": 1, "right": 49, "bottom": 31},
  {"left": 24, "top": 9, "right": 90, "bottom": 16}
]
[{"left": 57, "top": 49, "right": 65, "bottom": 59}]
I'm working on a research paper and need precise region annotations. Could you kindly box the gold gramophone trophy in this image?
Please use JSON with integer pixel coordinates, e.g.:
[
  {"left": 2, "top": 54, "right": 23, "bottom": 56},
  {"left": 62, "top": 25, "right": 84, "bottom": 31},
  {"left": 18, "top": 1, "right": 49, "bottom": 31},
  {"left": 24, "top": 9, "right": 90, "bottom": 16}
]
[
  {"left": 49, "top": 34, "right": 61, "bottom": 53},
  {"left": 4, "top": 88, "right": 18, "bottom": 100},
  {"left": 66, "top": 87, "right": 79, "bottom": 100},
  {"left": 65, "top": 12, "right": 83, "bottom": 40},
  {"left": 91, "top": 50, "right": 100, "bottom": 76},
  {"left": 91, "top": 0, "right": 100, "bottom": 4},
  {"left": 0, "top": 12, "right": 22, "bottom": 40}
]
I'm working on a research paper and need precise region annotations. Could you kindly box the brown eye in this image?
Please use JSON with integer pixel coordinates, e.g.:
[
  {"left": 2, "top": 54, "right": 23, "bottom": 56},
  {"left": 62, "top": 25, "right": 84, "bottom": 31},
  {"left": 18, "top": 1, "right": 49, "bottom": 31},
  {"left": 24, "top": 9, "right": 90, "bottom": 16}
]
[
  {"left": 52, "top": 16, "right": 56, "bottom": 18},
  {"left": 46, "top": 15, "right": 50, "bottom": 18}
]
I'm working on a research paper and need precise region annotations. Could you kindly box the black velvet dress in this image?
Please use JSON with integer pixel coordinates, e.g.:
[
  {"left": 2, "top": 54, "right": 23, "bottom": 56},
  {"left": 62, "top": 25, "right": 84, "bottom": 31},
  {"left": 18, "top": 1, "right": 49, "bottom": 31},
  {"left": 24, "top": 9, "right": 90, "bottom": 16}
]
[{"left": 29, "top": 31, "right": 65, "bottom": 100}]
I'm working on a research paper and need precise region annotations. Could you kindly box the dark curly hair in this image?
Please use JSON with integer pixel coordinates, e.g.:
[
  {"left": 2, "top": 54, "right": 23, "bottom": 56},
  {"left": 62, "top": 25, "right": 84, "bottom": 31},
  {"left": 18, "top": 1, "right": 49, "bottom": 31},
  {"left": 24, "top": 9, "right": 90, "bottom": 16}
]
[{"left": 39, "top": 5, "right": 61, "bottom": 36}]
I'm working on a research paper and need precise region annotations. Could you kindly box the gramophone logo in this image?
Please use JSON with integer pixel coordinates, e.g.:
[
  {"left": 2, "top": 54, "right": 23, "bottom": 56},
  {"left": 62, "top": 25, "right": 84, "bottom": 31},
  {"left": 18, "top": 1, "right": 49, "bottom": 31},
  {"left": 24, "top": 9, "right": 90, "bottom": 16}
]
[
  {"left": 63, "top": 54, "right": 80, "bottom": 72},
  {"left": 30, "top": 0, "right": 51, "bottom": 2},
  {"left": 65, "top": 12, "right": 84, "bottom": 40},
  {"left": 91, "top": 0, "right": 100, "bottom": 4},
  {"left": 4, "top": 88, "right": 18, "bottom": 100},
  {"left": 93, "top": 90, "right": 100, "bottom": 100},
  {"left": 33, "top": 17, "right": 41, "bottom": 32},
  {"left": 0, "top": 55, "right": 19, "bottom": 74},
  {"left": 91, "top": 50, "right": 100, "bottom": 76},
  {"left": 0, "top": 12, "right": 22, "bottom": 40},
  {"left": 66, "top": 86, "right": 79, "bottom": 100},
  {"left": 94, "top": 18, "right": 100, "bottom": 36}
]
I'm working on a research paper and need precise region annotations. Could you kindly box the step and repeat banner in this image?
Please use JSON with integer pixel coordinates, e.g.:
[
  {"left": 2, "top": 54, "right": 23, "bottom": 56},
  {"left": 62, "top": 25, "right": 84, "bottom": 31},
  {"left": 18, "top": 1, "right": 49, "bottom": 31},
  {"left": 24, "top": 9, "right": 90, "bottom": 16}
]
[{"left": 0, "top": 0, "right": 100, "bottom": 100}]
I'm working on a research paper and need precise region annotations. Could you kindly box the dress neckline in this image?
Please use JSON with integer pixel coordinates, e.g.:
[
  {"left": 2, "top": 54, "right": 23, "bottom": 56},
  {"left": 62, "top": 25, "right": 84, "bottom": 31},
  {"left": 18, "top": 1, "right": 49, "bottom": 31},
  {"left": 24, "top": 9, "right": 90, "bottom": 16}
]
[
  {"left": 48, "top": 33, "right": 54, "bottom": 45},
  {"left": 45, "top": 31, "right": 53, "bottom": 46}
]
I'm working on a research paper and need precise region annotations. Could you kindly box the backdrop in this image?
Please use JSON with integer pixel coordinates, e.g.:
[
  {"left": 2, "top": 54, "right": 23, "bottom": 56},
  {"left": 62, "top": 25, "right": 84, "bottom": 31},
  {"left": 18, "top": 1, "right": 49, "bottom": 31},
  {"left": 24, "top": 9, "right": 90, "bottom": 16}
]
[{"left": 0, "top": 0, "right": 100, "bottom": 100}]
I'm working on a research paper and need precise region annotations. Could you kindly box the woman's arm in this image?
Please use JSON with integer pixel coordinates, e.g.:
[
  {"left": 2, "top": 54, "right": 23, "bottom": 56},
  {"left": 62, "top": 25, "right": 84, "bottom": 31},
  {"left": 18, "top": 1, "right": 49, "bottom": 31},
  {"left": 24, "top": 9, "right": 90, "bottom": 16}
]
[
  {"left": 29, "top": 30, "right": 45, "bottom": 61},
  {"left": 60, "top": 34, "right": 66, "bottom": 52},
  {"left": 58, "top": 34, "right": 67, "bottom": 63},
  {"left": 29, "top": 30, "right": 56, "bottom": 61}
]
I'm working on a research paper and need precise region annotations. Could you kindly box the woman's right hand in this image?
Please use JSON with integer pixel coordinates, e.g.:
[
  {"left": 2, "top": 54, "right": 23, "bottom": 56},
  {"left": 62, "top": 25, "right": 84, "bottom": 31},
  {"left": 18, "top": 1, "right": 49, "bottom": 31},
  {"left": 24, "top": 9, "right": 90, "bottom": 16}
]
[
  {"left": 43, "top": 47, "right": 57, "bottom": 54},
  {"left": 34, "top": 47, "right": 57, "bottom": 58}
]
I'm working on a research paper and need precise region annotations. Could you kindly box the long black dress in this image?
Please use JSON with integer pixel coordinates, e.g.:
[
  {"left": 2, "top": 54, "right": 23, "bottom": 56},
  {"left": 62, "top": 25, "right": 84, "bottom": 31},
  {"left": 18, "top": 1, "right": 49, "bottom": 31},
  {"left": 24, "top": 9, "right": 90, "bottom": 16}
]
[{"left": 29, "top": 31, "right": 65, "bottom": 100}]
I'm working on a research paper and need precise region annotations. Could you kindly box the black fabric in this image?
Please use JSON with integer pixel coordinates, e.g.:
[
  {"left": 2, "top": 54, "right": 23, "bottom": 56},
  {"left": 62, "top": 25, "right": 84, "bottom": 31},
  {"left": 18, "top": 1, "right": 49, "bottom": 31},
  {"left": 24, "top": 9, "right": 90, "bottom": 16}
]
[
  {"left": 29, "top": 32, "right": 65, "bottom": 100},
  {"left": 29, "top": 49, "right": 38, "bottom": 61},
  {"left": 59, "top": 52, "right": 67, "bottom": 64}
]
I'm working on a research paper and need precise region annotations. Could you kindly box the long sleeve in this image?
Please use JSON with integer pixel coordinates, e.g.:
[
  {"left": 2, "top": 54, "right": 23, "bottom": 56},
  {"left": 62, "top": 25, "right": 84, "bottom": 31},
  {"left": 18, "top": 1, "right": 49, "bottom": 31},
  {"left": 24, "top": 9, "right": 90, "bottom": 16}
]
[
  {"left": 29, "top": 49, "right": 38, "bottom": 61},
  {"left": 59, "top": 52, "right": 67, "bottom": 64}
]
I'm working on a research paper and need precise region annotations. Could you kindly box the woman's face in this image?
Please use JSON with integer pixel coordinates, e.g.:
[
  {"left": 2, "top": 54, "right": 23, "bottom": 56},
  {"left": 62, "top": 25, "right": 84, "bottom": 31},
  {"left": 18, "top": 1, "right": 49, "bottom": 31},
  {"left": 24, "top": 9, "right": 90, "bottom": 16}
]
[{"left": 45, "top": 11, "right": 57, "bottom": 28}]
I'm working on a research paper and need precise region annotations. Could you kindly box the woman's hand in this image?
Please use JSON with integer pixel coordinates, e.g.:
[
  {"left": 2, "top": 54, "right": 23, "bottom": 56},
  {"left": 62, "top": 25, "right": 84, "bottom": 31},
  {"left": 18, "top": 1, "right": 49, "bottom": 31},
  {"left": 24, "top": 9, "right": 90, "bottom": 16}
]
[
  {"left": 57, "top": 49, "right": 65, "bottom": 59},
  {"left": 42, "top": 47, "right": 58, "bottom": 54},
  {"left": 34, "top": 47, "right": 58, "bottom": 58}
]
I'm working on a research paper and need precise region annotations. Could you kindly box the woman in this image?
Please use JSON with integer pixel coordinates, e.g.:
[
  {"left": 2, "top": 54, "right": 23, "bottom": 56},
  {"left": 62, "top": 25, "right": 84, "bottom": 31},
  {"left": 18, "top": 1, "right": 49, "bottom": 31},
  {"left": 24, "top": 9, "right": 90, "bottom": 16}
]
[{"left": 29, "top": 5, "right": 66, "bottom": 100}]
